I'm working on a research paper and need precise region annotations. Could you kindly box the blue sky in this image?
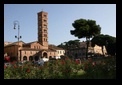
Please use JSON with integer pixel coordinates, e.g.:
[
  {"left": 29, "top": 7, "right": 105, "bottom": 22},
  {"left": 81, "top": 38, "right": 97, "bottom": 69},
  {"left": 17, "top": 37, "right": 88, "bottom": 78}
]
[{"left": 4, "top": 4, "right": 116, "bottom": 45}]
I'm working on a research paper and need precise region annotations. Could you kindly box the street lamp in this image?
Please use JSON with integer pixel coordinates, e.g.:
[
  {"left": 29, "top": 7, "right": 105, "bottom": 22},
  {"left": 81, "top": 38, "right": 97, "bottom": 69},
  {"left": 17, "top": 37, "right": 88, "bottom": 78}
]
[{"left": 13, "top": 20, "right": 22, "bottom": 61}]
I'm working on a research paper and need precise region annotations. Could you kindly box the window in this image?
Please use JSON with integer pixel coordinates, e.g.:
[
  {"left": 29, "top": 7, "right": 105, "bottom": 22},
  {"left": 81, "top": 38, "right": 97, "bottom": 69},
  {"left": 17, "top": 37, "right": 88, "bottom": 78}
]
[
  {"left": 44, "top": 24, "right": 47, "bottom": 28},
  {"left": 25, "top": 51, "right": 26, "bottom": 54},
  {"left": 44, "top": 34, "right": 47, "bottom": 37},
  {"left": 34, "top": 46, "right": 36, "bottom": 49},
  {"left": 60, "top": 51, "right": 62, "bottom": 54},
  {"left": 44, "top": 20, "right": 47, "bottom": 22},
  {"left": 54, "top": 56, "right": 56, "bottom": 58},
  {"left": 23, "top": 56, "right": 27, "bottom": 60},
  {"left": 30, "top": 51, "right": 32, "bottom": 54},
  {"left": 39, "top": 20, "right": 41, "bottom": 22},
  {"left": 39, "top": 34, "right": 41, "bottom": 37},
  {"left": 44, "top": 29, "right": 47, "bottom": 33},
  {"left": 39, "top": 39, "right": 42, "bottom": 42},
  {"left": 44, "top": 15, "right": 46, "bottom": 17},
  {"left": 39, "top": 16, "right": 41, "bottom": 18},
  {"left": 39, "top": 26, "right": 41, "bottom": 28}
]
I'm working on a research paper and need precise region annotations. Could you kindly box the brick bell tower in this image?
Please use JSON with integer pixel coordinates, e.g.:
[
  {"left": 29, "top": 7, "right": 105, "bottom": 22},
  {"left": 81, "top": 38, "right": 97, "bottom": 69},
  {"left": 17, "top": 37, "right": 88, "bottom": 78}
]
[{"left": 37, "top": 11, "right": 48, "bottom": 49}]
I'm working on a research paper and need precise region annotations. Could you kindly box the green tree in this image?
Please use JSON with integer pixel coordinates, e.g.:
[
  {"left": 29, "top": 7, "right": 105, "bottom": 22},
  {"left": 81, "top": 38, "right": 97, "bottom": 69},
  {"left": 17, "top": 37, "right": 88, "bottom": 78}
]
[
  {"left": 91, "top": 34, "right": 116, "bottom": 56},
  {"left": 91, "top": 34, "right": 106, "bottom": 56},
  {"left": 66, "top": 40, "right": 80, "bottom": 49},
  {"left": 57, "top": 43, "right": 65, "bottom": 49},
  {"left": 104, "top": 35, "right": 116, "bottom": 56},
  {"left": 66, "top": 40, "right": 80, "bottom": 59},
  {"left": 58, "top": 40, "right": 80, "bottom": 58},
  {"left": 70, "top": 18, "right": 101, "bottom": 59}
]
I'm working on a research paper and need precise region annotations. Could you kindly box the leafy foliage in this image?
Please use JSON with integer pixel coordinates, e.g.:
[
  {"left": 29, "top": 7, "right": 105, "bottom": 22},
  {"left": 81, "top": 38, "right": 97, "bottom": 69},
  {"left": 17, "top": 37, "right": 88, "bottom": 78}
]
[
  {"left": 58, "top": 39, "right": 80, "bottom": 50},
  {"left": 70, "top": 18, "right": 101, "bottom": 59},
  {"left": 91, "top": 34, "right": 116, "bottom": 56},
  {"left": 4, "top": 57, "right": 116, "bottom": 79},
  {"left": 70, "top": 19, "right": 101, "bottom": 38}
]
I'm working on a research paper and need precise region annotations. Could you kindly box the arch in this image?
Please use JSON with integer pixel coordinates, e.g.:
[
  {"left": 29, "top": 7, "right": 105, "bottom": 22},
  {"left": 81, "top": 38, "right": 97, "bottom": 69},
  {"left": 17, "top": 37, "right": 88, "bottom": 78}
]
[
  {"left": 49, "top": 56, "right": 52, "bottom": 60},
  {"left": 54, "top": 56, "right": 56, "bottom": 58},
  {"left": 35, "top": 56, "right": 39, "bottom": 61},
  {"left": 53, "top": 56, "right": 56, "bottom": 60},
  {"left": 43, "top": 52, "right": 48, "bottom": 58},
  {"left": 23, "top": 56, "right": 27, "bottom": 61},
  {"left": 29, "top": 56, "right": 33, "bottom": 61}
]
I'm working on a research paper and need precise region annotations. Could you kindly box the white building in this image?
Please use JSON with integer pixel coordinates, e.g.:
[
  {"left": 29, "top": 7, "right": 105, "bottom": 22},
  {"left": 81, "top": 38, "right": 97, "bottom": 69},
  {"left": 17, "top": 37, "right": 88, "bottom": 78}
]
[{"left": 49, "top": 44, "right": 65, "bottom": 59}]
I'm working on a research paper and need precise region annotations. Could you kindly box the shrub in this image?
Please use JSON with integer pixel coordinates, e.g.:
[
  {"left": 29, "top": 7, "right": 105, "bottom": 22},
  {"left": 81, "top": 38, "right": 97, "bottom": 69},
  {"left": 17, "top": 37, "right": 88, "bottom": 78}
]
[{"left": 4, "top": 57, "right": 116, "bottom": 79}]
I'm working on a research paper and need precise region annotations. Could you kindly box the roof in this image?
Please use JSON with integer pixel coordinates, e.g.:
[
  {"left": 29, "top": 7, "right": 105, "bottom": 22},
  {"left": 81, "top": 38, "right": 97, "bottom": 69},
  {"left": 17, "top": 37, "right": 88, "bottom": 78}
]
[
  {"left": 4, "top": 41, "right": 13, "bottom": 46},
  {"left": 23, "top": 41, "right": 38, "bottom": 45},
  {"left": 12, "top": 40, "right": 25, "bottom": 44},
  {"left": 4, "top": 43, "right": 20, "bottom": 47},
  {"left": 38, "top": 11, "right": 48, "bottom": 14},
  {"left": 49, "top": 44, "right": 65, "bottom": 50},
  {"left": 47, "top": 48, "right": 56, "bottom": 52},
  {"left": 4, "top": 40, "right": 25, "bottom": 47}
]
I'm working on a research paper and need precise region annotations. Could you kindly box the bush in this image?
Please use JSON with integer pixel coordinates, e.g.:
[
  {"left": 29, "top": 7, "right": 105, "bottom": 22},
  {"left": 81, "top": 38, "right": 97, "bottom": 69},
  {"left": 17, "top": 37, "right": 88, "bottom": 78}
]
[
  {"left": 81, "top": 57, "right": 116, "bottom": 79},
  {"left": 4, "top": 57, "right": 116, "bottom": 79}
]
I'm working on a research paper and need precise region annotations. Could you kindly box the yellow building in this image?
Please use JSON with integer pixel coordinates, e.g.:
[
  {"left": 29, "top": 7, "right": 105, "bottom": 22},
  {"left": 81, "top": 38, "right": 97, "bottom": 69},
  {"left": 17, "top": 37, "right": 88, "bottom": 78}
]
[{"left": 66, "top": 41, "right": 107, "bottom": 59}]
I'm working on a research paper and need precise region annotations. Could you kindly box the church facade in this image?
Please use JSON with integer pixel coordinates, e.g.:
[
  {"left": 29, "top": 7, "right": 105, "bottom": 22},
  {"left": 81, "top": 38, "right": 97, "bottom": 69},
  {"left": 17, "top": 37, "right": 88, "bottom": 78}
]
[{"left": 4, "top": 11, "right": 65, "bottom": 61}]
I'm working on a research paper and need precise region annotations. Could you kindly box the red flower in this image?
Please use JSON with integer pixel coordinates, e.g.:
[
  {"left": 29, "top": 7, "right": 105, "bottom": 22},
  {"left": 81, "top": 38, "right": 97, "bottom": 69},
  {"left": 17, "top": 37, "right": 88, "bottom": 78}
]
[
  {"left": 75, "top": 59, "right": 80, "bottom": 64},
  {"left": 4, "top": 65, "right": 6, "bottom": 69},
  {"left": 39, "top": 66, "right": 42, "bottom": 69},
  {"left": 4, "top": 56, "right": 10, "bottom": 62},
  {"left": 20, "top": 66, "right": 23, "bottom": 68},
  {"left": 14, "top": 65, "right": 17, "bottom": 68},
  {"left": 26, "top": 69, "right": 30, "bottom": 73},
  {"left": 61, "top": 60, "right": 65, "bottom": 65}
]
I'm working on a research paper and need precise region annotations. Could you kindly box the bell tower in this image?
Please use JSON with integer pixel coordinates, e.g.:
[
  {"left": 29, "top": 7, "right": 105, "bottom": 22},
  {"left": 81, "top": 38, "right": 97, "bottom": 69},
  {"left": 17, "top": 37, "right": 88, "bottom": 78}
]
[{"left": 37, "top": 11, "right": 48, "bottom": 48}]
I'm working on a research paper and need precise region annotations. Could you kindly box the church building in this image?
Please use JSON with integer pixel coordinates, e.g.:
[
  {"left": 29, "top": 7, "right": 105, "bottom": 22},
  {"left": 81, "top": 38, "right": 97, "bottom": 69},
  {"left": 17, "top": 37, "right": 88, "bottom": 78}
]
[{"left": 4, "top": 11, "right": 65, "bottom": 62}]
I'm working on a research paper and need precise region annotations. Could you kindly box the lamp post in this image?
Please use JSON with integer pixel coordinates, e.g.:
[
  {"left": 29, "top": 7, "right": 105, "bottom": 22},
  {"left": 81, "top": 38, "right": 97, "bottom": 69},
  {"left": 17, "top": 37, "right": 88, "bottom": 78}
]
[{"left": 13, "top": 20, "right": 22, "bottom": 62}]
